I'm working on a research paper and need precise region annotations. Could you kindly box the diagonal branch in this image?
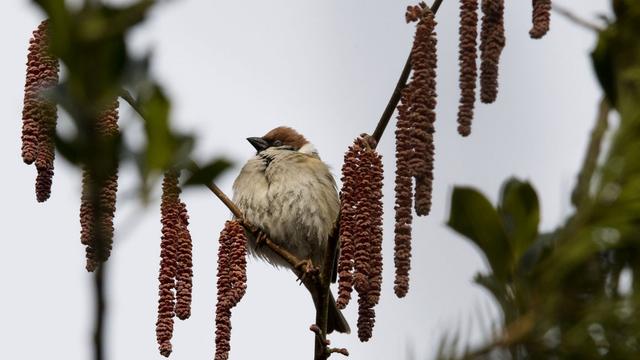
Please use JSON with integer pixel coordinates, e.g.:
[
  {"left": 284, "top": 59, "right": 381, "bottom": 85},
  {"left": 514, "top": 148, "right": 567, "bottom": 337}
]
[
  {"left": 571, "top": 98, "right": 609, "bottom": 207},
  {"left": 553, "top": 3, "right": 603, "bottom": 32},
  {"left": 120, "top": 90, "right": 310, "bottom": 276},
  {"left": 121, "top": 2, "right": 446, "bottom": 357},
  {"left": 371, "top": 0, "right": 444, "bottom": 147}
]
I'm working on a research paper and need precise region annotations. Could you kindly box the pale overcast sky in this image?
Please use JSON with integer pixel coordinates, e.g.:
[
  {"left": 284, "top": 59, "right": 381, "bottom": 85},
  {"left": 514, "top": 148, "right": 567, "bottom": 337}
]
[{"left": 1, "top": 1, "right": 611, "bottom": 359}]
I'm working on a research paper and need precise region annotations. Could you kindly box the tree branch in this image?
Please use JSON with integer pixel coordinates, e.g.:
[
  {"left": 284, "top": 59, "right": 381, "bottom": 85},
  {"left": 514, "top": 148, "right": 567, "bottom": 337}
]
[
  {"left": 121, "top": 90, "right": 311, "bottom": 275},
  {"left": 121, "top": 90, "right": 333, "bottom": 357},
  {"left": 553, "top": 3, "right": 603, "bottom": 32},
  {"left": 120, "top": 2, "right": 447, "bottom": 357},
  {"left": 93, "top": 264, "right": 106, "bottom": 360},
  {"left": 571, "top": 98, "right": 609, "bottom": 207}
]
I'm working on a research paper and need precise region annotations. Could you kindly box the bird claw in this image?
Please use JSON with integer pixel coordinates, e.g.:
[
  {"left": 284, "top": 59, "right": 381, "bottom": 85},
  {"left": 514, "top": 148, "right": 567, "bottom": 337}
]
[
  {"left": 295, "top": 259, "right": 319, "bottom": 283},
  {"left": 238, "top": 218, "right": 265, "bottom": 245},
  {"left": 255, "top": 230, "right": 268, "bottom": 248}
]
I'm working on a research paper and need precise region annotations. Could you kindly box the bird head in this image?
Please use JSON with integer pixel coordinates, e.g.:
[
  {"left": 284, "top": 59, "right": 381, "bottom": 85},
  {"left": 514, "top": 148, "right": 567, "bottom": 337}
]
[{"left": 247, "top": 126, "right": 316, "bottom": 155}]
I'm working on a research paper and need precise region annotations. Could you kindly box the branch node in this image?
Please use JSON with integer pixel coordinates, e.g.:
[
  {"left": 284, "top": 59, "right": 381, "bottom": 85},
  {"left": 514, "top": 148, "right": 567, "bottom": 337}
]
[{"left": 328, "top": 347, "right": 350, "bottom": 357}]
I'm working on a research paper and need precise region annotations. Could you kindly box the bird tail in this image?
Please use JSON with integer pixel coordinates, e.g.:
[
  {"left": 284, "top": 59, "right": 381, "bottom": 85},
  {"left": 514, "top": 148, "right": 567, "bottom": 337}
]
[
  {"left": 310, "top": 290, "right": 350, "bottom": 334},
  {"left": 327, "top": 292, "right": 351, "bottom": 334}
]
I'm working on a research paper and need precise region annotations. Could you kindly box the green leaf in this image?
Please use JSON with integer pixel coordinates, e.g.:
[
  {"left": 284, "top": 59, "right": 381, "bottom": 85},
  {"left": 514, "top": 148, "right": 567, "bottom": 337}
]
[
  {"left": 474, "top": 273, "right": 509, "bottom": 309},
  {"left": 184, "top": 159, "right": 233, "bottom": 187},
  {"left": 138, "top": 86, "right": 177, "bottom": 172},
  {"left": 517, "top": 232, "right": 555, "bottom": 276},
  {"left": 592, "top": 28, "right": 618, "bottom": 106},
  {"left": 54, "top": 133, "right": 81, "bottom": 165},
  {"left": 447, "top": 187, "right": 512, "bottom": 281},
  {"left": 132, "top": 85, "right": 195, "bottom": 198},
  {"left": 498, "top": 178, "right": 540, "bottom": 263}
]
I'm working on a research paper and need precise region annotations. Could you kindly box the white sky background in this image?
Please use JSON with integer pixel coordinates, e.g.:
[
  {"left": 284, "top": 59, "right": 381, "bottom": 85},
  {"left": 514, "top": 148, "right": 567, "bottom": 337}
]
[{"left": 0, "top": 1, "right": 612, "bottom": 359}]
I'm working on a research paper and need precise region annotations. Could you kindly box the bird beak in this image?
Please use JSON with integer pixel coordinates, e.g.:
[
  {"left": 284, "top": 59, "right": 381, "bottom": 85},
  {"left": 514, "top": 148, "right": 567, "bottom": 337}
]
[{"left": 247, "top": 137, "right": 270, "bottom": 152}]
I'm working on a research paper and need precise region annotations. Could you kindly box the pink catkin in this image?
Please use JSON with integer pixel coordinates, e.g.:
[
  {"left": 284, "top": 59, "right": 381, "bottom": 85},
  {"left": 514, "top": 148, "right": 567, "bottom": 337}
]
[
  {"left": 529, "top": 0, "right": 551, "bottom": 39},
  {"left": 352, "top": 145, "right": 372, "bottom": 297},
  {"left": 393, "top": 4, "right": 439, "bottom": 298},
  {"left": 337, "top": 136, "right": 384, "bottom": 342},
  {"left": 156, "top": 170, "right": 181, "bottom": 357},
  {"left": 21, "top": 20, "right": 60, "bottom": 201},
  {"left": 479, "top": 0, "right": 505, "bottom": 104},
  {"left": 365, "top": 147, "right": 384, "bottom": 309},
  {"left": 336, "top": 144, "right": 358, "bottom": 309},
  {"left": 80, "top": 102, "right": 120, "bottom": 272},
  {"left": 457, "top": 0, "right": 479, "bottom": 136},
  {"left": 394, "top": 87, "right": 414, "bottom": 299},
  {"left": 175, "top": 201, "right": 194, "bottom": 320},
  {"left": 357, "top": 296, "right": 376, "bottom": 342},
  {"left": 357, "top": 138, "right": 384, "bottom": 342},
  {"left": 408, "top": 8, "right": 438, "bottom": 217},
  {"left": 215, "top": 221, "right": 248, "bottom": 360}
]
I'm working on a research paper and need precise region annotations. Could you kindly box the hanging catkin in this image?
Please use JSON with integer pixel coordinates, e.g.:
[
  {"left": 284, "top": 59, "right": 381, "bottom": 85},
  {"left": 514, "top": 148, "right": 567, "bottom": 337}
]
[
  {"left": 215, "top": 220, "right": 248, "bottom": 360},
  {"left": 155, "top": 170, "right": 194, "bottom": 356},
  {"left": 529, "top": 0, "right": 551, "bottom": 39},
  {"left": 21, "top": 20, "right": 59, "bottom": 202},
  {"left": 479, "top": 0, "right": 505, "bottom": 104},
  {"left": 394, "top": 4, "right": 438, "bottom": 298},
  {"left": 457, "top": 0, "right": 479, "bottom": 136},
  {"left": 337, "top": 135, "right": 384, "bottom": 341},
  {"left": 80, "top": 102, "right": 120, "bottom": 272}
]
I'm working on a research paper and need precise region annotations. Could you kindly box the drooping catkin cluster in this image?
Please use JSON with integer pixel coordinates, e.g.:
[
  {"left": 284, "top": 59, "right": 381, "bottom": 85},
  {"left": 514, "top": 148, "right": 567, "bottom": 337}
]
[
  {"left": 215, "top": 220, "right": 248, "bottom": 360},
  {"left": 479, "top": 0, "right": 505, "bottom": 104},
  {"left": 175, "top": 201, "right": 194, "bottom": 320},
  {"left": 529, "top": 0, "right": 551, "bottom": 39},
  {"left": 21, "top": 20, "right": 60, "bottom": 202},
  {"left": 393, "top": 4, "right": 438, "bottom": 299},
  {"left": 457, "top": 0, "right": 479, "bottom": 136},
  {"left": 156, "top": 170, "right": 194, "bottom": 357},
  {"left": 80, "top": 101, "right": 120, "bottom": 272},
  {"left": 337, "top": 135, "right": 384, "bottom": 342}
]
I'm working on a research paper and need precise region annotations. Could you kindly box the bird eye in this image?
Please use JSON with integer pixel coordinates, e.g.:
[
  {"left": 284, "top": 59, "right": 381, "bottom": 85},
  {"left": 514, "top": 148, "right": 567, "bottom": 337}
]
[{"left": 273, "top": 140, "right": 283, "bottom": 147}]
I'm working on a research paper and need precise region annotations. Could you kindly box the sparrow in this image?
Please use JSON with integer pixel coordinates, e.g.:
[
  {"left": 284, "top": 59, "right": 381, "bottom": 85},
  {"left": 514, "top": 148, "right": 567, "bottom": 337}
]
[{"left": 232, "top": 126, "right": 350, "bottom": 334}]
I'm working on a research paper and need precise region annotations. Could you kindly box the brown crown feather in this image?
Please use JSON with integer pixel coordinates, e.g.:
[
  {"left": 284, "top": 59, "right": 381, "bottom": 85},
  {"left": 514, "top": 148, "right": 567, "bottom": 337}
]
[{"left": 262, "top": 126, "right": 308, "bottom": 150}]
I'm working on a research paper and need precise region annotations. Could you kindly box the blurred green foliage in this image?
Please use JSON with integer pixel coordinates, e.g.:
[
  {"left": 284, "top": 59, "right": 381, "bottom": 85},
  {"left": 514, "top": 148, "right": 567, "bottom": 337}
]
[
  {"left": 440, "top": 3, "right": 640, "bottom": 359},
  {"left": 33, "top": 0, "right": 229, "bottom": 198}
]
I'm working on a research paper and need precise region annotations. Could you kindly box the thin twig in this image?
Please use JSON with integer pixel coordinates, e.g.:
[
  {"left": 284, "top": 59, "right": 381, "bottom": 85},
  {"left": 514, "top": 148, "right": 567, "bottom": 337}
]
[
  {"left": 121, "top": 90, "right": 331, "bottom": 358},
  {"left": 189, "top": 161, "right": 311, "bottom": 270},
  {"left": 119, "top": 89, "right": 139, "bottom": 114},
  {"left": 119, "top": 2, "right": 450, "bottom": 355},
  {"left": 370, "top": 0, "right": 444, "bottom": 147},
  {"left": 553, "top": 3, "right": 603, "bottom": 32},
  {"left": 121, "top": 91, "right": 310, "bottom": 274},
  {"left": 93, "top": 264, "right": 106, "bottom": 360},
  {"left": 571, "top": 98, "right": 609, "bottom": 207}
]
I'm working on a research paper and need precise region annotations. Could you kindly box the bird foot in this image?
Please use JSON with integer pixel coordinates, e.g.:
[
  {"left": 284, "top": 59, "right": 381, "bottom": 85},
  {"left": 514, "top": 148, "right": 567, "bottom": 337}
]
[
  {"left": 255, "top": 230, "right": 268, "bottom": 248},
  {"left": 295, "top": 259, "right": 319, "bottom": 283},
  {"left": 238, "top": 218, "right": 268, "bottom": 247}
]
